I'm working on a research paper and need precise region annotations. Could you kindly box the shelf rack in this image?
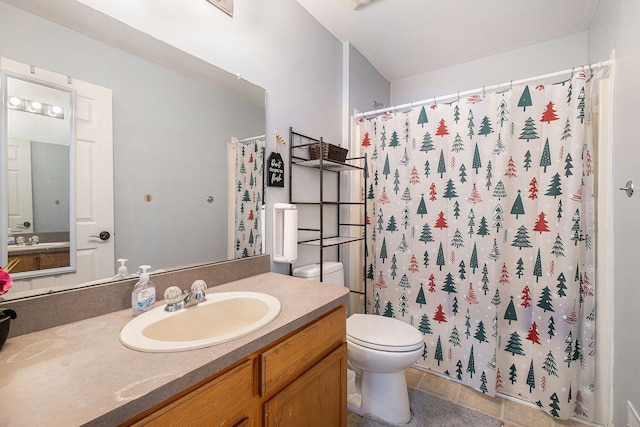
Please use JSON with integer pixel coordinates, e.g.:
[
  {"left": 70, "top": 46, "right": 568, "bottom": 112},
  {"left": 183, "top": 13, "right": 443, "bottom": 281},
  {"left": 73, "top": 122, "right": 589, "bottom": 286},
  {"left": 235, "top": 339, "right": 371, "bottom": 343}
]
[{"left": 288, "top": 127, "right": 367, "bottom": 312}]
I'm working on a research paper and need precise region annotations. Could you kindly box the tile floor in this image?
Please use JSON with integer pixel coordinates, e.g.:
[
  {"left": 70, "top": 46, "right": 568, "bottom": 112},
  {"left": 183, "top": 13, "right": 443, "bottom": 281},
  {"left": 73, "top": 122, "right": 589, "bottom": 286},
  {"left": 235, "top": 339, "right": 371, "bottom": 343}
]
[{"left": 347, "top": 367, "right": 588, "bottom": 427}]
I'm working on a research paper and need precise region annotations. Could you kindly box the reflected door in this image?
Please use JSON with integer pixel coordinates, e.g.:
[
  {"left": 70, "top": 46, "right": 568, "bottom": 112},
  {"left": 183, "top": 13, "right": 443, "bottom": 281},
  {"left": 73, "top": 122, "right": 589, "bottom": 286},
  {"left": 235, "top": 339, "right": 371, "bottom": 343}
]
[
  {"left": 65, "top": 78, "right": 115, "bottom": 286},
  {"left": 7, "top": 138, "right": 33, "bottom": 233}
]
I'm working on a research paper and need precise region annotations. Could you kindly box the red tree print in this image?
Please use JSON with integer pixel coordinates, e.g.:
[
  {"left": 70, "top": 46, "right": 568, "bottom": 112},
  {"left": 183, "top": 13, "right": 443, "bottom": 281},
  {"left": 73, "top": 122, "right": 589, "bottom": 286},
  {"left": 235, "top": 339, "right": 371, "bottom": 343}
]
[
  {"left": 428, "top": 274, "right": 436, "bottom": 293},
  {"left": 433, "top": 304, "right": 448, "bottom": 323},
  {"left": 408, "top": 255, "right": 420, "bottom": 273},
  {"left": 540, "top": 101, "right": 560, "bottom": 124},
  {"left": 528, "top": 177, "right": 538, "bottom": 200},
  {"left": 378, "top": 187, "right": 390, "bottom": 204},
  {"left": 375, "top": 271, "right": 387, "bottom": 289},
  {"left": 505, "top": 156, "right": 517, "bottom": 178},
  {"left": 526, "top": 321, "right": 541, "bottom": 344},
  {"left": 521, "top": 285, "right": 532, "bottom": 308},
  {"left": 429, "top": 182, "right": 437, "bottom": 201},
  {"left": 361, "top": 131, "right": 371, "bottom": 147},
  {"left": 465, "top": 283, "right": 479, "bottom": 304},
  {"left": 410, "top": 167, "right": 421, "bottom": 184},
  {"left": 436, "top": 119, "right": 449, "bottom": 137},
  {"left": 499, "top": 263, "right": 510, "bottom": 286},
  {"left": 466, "top": 184, "right": 482, "bottom": 204},
  {"left": 435, "top": 211, "right": 448, "bottom": 229},
  {"left": 533, "top": 211, "right": 550, "bottom": 233}
]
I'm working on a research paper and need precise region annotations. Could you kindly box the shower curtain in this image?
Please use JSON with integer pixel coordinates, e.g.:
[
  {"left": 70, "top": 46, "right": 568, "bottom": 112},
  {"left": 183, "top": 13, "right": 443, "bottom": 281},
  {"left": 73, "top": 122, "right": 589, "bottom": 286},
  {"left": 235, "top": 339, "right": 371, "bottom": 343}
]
[
  {"left": 233, "top": 137, "right": 265, "bottom": 258},
  {"left": 357, "top": 72, "right": 601, "bottom": 421}
]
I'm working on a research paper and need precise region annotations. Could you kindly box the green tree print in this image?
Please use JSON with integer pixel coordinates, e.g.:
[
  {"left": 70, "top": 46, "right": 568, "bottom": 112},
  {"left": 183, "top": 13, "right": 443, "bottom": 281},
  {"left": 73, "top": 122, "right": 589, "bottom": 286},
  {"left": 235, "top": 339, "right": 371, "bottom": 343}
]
[
  {"left": 536, "top": 286, "right": 555, "bottom": 312},
  {"left": 504, "top": 296, "right": 518, "bottom": 324},
  {"left": 526, "top": 358, "right": 536, "bottom": 392},
  {"left": 540, "top": 138, "right": 552, "bottom": 172},
  {"left": 416, "top": 284, "right": 427, "bottom": 307},
  {"left": 518, "top": 86, "right": 532, "bottom": 111},
  {"left": 383, "top": 300, "right": 395, "bottom": 317},
  {"left": 420, "top": 132, "right": 435, "bottom": 152},
  {"left": 479, "top": 115, "right": 494, "bottom": 136},
  {"left": 512, "top": 225, "right": 533, "bottom": 250},
  {"left": 504, "top": 331, "right": 526, "bottom": 356},
  {"left": 419, "top": 313, "right": 432, "bottom": 334},
  {"left": 545, "top": 173, "right": 563, "bottom": 198},
  {"left": 417, "top": 106, "right": 428, "bottom": 127},
  {"left": 519, "top": 117, "right": 539, "bottom": 141},
  {"left": 472, "top": 143, "right": 482, "bottom": 173}
]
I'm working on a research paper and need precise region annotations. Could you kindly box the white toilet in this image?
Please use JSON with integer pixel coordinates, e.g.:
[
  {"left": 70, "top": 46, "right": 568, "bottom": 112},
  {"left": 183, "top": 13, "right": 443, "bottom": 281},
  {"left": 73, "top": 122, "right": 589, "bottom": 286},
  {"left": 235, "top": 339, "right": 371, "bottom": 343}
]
[{"left": 292, "top": 262, "right": 424, "bottom": 424}]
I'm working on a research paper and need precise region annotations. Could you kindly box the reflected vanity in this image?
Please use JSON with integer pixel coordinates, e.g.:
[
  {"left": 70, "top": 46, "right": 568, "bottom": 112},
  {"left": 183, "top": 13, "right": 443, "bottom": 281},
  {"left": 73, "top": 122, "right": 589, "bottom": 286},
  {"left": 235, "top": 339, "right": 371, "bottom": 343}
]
[{"left": 3, "top": 74, "right": 75, "bottom": 277}]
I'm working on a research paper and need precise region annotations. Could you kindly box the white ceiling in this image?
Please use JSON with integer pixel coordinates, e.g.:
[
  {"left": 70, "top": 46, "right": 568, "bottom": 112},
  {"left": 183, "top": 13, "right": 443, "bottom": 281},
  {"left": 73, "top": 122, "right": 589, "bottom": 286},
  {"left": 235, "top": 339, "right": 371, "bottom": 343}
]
[{"left": 296, "top": 0, "right": 600, "bottom": 81}]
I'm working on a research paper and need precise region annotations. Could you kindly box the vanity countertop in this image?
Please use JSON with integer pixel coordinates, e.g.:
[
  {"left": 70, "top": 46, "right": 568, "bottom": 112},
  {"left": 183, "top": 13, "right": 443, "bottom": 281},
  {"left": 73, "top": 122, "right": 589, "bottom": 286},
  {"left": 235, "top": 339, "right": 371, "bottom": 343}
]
[{"left": 0, "top": 272, "right": 349, "bottom": 427}]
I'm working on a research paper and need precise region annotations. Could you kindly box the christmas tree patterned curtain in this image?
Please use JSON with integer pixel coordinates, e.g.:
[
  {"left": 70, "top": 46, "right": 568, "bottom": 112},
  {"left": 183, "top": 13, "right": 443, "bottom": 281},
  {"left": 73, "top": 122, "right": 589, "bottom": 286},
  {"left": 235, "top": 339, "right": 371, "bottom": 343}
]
[
  {"left": 234, "top": 137, "right": 264, "bottom": 258},
  {"left": 357, "top": 72, "right": 601, "bottom": 421}
]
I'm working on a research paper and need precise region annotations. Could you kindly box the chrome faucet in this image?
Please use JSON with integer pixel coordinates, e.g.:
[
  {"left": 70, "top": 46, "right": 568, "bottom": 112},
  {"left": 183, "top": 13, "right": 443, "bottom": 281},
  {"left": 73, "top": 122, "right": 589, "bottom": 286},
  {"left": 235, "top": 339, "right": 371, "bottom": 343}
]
[{"left": 164, "top": 280, "right": 208, "bottom": 312}]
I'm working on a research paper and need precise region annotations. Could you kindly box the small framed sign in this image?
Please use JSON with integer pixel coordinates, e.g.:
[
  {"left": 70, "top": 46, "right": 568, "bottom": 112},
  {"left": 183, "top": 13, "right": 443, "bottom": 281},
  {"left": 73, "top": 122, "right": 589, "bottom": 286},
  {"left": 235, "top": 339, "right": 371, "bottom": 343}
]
[
  {"left": 206, "top": 0, "right": 233, "bottom": 16},
  {"left": 267, "top": 152, "right": 285, "bottom": 187}
]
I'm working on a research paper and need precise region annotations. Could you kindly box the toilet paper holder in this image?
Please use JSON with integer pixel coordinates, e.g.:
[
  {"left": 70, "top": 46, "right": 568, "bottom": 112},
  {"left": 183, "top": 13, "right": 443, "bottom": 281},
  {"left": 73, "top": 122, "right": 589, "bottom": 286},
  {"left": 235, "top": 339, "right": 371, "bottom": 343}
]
[{"left": 272, "top": 203, "right": 298, "bottom": 263}]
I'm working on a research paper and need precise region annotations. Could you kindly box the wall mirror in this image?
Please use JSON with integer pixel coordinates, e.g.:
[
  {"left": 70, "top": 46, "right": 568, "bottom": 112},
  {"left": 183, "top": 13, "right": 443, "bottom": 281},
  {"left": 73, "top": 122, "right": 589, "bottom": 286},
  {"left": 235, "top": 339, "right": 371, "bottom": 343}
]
[
  {"left": 0, "top": 3, "right": 266, "bottom": 300},
  {"left": 2, "top": 74, "right": 75, "bottom": 279}
]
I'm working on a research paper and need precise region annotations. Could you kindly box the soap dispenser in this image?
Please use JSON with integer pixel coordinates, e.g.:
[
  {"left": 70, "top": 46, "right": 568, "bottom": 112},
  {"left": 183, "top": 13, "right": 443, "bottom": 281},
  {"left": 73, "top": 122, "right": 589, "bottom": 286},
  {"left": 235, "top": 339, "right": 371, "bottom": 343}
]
[
  {"left": 113, "top": 258, "right": 130, "bottom": 280},
  {"left": 131, "top": 265, "right": 156, "bottom": 316}
]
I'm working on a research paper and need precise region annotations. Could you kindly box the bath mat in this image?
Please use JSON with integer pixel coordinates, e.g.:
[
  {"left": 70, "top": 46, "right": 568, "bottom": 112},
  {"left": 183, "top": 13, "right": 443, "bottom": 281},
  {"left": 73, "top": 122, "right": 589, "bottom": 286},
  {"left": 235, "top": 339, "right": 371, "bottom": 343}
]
[{"left": 358, "top": 388, "right": 502, "bottom": 427}]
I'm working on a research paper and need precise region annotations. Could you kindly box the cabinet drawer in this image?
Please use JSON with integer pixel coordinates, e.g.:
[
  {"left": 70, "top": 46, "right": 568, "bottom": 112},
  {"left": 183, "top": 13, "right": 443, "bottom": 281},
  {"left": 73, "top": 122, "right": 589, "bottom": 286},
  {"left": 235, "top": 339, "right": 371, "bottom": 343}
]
[
  {"left": 260, "top": 305, "right": 346, "bottom": 397},
  {"left": 129, "top": 359, "right": 256, "bottom": 426}
]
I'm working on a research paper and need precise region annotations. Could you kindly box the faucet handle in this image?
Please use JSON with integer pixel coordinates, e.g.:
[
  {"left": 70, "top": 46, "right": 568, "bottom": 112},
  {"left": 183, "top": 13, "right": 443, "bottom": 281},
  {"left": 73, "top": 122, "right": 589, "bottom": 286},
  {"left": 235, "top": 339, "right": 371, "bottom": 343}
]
[
  {"left": 191, "top": 280, "right": 207, "bottom": 293},
  {"left": 164, "top": 286, "right": 183, "bottom": 304}
]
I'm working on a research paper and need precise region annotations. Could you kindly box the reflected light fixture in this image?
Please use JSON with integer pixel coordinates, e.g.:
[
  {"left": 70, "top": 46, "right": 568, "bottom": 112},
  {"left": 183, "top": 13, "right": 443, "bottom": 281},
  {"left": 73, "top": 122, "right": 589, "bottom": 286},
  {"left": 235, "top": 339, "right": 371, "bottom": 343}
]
[{"left": 7, "top": 95, "right": 65, "bottom": 119}]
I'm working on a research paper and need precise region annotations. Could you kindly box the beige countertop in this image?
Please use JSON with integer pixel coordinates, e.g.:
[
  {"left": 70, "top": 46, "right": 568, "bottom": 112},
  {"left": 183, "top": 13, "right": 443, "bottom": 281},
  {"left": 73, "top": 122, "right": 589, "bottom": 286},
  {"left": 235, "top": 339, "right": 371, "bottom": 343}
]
[{"left": 0, "top": 272, "right": 349, "bottom": 427}]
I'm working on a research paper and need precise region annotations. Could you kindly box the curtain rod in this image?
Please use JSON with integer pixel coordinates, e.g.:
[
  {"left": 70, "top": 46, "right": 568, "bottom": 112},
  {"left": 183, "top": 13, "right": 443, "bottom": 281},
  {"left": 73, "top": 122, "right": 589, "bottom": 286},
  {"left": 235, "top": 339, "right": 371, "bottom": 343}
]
[
  {"left": 235, "top": 134, "right": 266, "bottom": 144},
  {"left": 355, "top": 59, "right": 614, "bottom": 119}
]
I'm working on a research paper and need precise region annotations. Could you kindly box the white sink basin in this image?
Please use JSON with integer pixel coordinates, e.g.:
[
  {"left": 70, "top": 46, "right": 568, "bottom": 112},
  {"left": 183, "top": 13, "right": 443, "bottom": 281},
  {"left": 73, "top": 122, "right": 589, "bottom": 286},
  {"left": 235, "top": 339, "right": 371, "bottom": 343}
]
[{"left": 119, "top": 291, "right": 281, "bottom": 352}]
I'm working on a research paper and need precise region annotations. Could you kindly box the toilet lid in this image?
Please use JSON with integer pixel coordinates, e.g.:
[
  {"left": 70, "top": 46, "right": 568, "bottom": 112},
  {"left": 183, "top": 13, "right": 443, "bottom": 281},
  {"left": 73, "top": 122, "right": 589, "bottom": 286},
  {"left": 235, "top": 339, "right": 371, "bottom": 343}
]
[{"left": 347, "top": 314, "right": 423, "bottom": 352}]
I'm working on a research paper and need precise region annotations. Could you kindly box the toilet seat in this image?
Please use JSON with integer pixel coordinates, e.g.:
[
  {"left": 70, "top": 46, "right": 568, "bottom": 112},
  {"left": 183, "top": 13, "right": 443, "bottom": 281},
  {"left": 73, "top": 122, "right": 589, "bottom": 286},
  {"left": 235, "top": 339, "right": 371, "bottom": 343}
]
[{"left": 347, "top": 314, "right": 423, "bottom": 352}]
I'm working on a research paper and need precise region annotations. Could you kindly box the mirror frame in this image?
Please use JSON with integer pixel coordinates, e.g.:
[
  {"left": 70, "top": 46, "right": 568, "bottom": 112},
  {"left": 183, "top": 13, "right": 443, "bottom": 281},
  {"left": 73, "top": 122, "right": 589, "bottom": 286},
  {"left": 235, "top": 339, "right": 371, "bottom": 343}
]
[{"left": 1, "top": 70, "right": 77, "bottom": 278}]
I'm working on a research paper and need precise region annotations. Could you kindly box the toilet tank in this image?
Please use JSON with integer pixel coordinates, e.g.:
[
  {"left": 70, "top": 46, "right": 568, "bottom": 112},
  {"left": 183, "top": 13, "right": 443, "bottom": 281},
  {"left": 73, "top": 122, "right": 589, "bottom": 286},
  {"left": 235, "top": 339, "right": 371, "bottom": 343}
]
[{"left": 292, "top": 262, "right": 344, "bottom": 286}]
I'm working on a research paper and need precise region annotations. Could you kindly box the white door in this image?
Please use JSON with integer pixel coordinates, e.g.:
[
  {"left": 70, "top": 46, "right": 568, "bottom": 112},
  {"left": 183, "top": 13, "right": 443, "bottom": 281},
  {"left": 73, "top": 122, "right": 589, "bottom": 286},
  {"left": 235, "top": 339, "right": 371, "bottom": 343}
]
[
  {"left": 6, "top": 138, "right": 33, "bottom": 234},
  {"left": 64, "top": 77, "right": 114, "bottom": 286},
  {"left": 2, "top": 58, "right": 114, "bottom": 289}
]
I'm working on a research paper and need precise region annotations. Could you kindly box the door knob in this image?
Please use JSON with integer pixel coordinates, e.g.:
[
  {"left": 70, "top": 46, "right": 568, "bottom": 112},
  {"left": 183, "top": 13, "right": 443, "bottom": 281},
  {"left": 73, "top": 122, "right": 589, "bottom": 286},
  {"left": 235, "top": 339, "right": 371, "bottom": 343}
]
[{"left": 90, "top": 231, "right": 111, "bottom": 241}]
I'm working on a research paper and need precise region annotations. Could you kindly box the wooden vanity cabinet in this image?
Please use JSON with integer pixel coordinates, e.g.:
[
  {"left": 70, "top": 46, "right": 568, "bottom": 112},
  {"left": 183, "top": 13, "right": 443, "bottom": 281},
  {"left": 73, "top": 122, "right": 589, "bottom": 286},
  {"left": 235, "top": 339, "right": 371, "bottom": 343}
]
[
  {"left": 8, "top": 250, "right": 70, "bottom": 272},
  {"left": 123, "top": 305, "right": 347, "bottom": 427}
]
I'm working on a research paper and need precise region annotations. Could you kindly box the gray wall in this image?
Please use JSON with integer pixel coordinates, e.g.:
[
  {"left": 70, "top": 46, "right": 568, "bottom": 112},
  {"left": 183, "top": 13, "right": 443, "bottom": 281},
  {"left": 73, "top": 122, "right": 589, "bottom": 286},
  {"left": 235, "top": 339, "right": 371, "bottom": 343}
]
[
  {"left": 31, "top": 0, "right": 346, "bottom": 275},
  {"left": 0, "top": 2, "right": 265, "bottom": 272},
  {"left": 31, "top": 141, "right": 69, "bottom": 233},
  {"left": 390, "top": 32, "right": 588, "bottom": 104},
  {"left": 588, "top": 0, "right": 640, "bottom": 425}
]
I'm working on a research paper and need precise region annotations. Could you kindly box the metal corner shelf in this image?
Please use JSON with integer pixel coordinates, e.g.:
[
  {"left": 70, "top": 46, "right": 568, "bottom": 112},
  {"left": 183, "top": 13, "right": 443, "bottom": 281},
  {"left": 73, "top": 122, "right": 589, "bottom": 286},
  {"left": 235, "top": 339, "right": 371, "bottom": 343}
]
[{"left": 288, "top": 127, "right": 367, "bottom": 313}]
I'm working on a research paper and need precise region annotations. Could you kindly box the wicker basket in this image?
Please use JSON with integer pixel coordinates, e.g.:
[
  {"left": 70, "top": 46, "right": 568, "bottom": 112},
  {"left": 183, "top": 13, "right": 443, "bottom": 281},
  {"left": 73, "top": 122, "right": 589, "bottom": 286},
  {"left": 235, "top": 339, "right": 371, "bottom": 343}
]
[{"left": 309, "top": 143, "right": 348, "bottom": 163}]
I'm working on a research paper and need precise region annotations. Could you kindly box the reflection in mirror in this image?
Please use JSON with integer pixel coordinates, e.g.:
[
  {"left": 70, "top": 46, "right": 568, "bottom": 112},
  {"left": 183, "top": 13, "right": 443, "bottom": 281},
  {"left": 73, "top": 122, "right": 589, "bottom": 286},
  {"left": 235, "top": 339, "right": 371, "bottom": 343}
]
[
  {"left": 4, "top": 75, "right": 75, "bottom": 278},
  {"left": 0, "top": 4, "right": 266, "bottom": 301},
  {"left": 230, "top": 136, "right": 265, "bottom": 259}
]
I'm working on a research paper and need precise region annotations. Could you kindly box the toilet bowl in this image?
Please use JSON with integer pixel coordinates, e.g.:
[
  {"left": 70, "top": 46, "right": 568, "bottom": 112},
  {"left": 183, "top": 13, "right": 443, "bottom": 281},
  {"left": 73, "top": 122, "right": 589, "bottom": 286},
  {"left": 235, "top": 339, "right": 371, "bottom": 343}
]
[
  {"left": 292, "top": 262, "right": 424, "bottom": 424},
  {"left": 347, "top": 313, "right": 423, "bottom": 424}
]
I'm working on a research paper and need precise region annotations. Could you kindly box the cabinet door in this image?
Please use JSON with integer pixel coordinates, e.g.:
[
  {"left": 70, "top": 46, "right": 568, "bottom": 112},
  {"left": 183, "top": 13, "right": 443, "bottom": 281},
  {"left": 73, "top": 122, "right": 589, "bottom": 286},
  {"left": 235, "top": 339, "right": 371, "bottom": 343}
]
[
  {"left": 264, "top": 343, "right": 347, "bottom": 427},
  {"left": 129, "top": 359, "right": 258, "bottom": 427}
]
